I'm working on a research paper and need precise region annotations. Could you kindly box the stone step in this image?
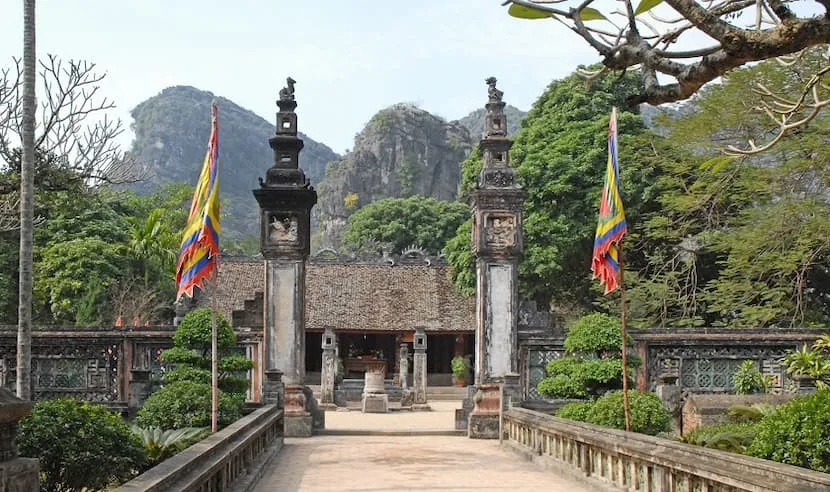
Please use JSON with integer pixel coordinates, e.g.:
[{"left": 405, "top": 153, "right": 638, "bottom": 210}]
[{"left": 315, "top": 428, "right": 466, "bottom": 437}]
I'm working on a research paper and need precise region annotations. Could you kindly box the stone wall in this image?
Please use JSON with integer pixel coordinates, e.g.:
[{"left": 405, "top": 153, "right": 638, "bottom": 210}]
[
  {"left": 681, "top": 393, "right": 795, "bottom": 434},
  {"left": 0, "top": 325, "right": 263, "bottom": 411},
  {"left": 520, "top": 325, "right": 826, "bottom": 400}
]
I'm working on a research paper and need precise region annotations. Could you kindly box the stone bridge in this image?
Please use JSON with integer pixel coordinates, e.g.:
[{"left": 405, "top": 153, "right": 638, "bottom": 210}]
[{"left": 113, "top": 398, "right": 830, "bottom": 492}]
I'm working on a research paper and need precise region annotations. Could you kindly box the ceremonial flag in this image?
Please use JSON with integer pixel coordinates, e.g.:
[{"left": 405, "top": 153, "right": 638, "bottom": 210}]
[
  {"left": 176, "top": 103, "right": 220, "bottom": 300},
  {"left": 591, "top": 107, "right": 627, "bottom": 294}
]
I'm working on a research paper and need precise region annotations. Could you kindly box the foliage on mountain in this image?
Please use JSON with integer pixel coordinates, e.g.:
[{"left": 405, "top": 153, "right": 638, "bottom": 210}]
[
  {"left": 343, "top": 196, "right": 469, "bottom": 254},
  {"left": 128, "top": 85, "right": 339, "bottom": 238},
  {"left": 315, "top": 103, "right": 472, "bottom": 249},
  {"left": 447, "top": 68, "right": 673, "bottom": 309},
  {"left": 456, "top": 104, "right": 527, "bottom": 140},
  {"left": 628, "top": 50, "right": 830, "bottom": 328}
]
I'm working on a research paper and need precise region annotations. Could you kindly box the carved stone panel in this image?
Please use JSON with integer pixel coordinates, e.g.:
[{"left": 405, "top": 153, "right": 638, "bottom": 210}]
[
  {"left": 267, "top": 213, "right": 299, "bottom": 245},
  {"left": 484, "top": 214, "right": 516, "bottom": 248}
]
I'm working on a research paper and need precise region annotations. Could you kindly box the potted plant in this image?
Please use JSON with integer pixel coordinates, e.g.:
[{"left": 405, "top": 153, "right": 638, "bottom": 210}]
[{"left": 451, "top": 355, "right": 469, "bottom": 387}]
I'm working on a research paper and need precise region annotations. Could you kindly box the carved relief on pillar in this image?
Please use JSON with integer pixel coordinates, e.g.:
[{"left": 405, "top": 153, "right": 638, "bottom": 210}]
[
  {"left": 484, "top": 214, "right": 516, "bottom": 248},
  {"left": 482, "top": 168, "right": 516, "bottom": 188},
  {"left": 267, "top": 213, "right": 299, "bottom": 244}
]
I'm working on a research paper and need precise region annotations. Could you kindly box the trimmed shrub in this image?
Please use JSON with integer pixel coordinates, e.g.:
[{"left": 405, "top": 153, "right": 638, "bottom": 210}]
[
  {"left": 587, "top": 390, "right": 671, "bottom": 436},
  {"left": 537, "top": 313, "right": 639, "bottom": 399},
  {"left": 556, "top": 401, "right": 593, "bottom": 422},
  {"left": 135, "top": 381, "right": 245, "bottom": 430},
  {"left": 18, "top": 397, "right": 146, "bottom": 492},
  {"left": 746, "top": 389, "right": 830, "bottom": 472}
]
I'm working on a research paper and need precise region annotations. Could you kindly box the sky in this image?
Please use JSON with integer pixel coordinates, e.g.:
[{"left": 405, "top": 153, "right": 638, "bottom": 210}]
[{"left": 0, "top": 1, "right": 599, "bottom": 154}]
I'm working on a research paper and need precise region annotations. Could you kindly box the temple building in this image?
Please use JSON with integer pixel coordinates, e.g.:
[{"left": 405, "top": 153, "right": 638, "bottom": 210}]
[{"left": 213, "top": 251, "right": 476, "bottom": 386}]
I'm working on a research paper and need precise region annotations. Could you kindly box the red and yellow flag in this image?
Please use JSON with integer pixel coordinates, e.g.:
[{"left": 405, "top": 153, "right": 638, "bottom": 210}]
[
  {"left": 591, "top": 107, "right": 627, "bottom": 294},
  {"left": 175, "top": 103, "right": 220, "bottom": 300}
]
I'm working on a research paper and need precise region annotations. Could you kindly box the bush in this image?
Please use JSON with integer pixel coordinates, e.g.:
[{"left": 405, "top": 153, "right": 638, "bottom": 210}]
[
  {"left": 587, "top": 390, "right": 671, "bottom": 436},
  {"left": 537, "top": 313, "right": 639, "bottom": 399},
  {"left": 563, "top": 313, "right": 628, "bottom": 355},
  {"left": 679, "top": 421, "right": 758, "bottom": 453},
  {"left": 149, "top": 308, "right": 252, "bottom": 428},
  {"left": 556, "top": 401, "right": 593, "bottom": 421},
  {"left": 746, "top": 389, "right": 830, "bottom": 472},
  {"left": 732, "top": 360, "right": 771, "bottom": 395},
  {"left": 136, "top": 381, "right": 245, "bottom": 429},
  {"left": 132, "top": 426, "right": 209, "bottom": 469},
  {"left": 17, "top": 397, "right": 146, "bottom": 492}
]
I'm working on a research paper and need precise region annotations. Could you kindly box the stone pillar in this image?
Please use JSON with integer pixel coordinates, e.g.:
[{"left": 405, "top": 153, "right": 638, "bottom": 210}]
[
  {"left": 399, "top": 343, "right": 409, "bottom": 390},
  {"left": 0, "top": 388, "right": 39, "bottom": 491},
  {"left": 468, "top": 77, "right": 525, "bottom": 439},
  {"left": 128, "top": 369, "right": 151, "bottom": 412},
  {"left": 254, "top": 77, "right": 319, "bottom": 438},
  {"left": 320, "top": 327, "right": 337, "bottom": 409},
  {"left": 655, "top": 375, "right": 682, "bottom": 435},
  {"left": 412, "top": 327, "right": 430, "bottom": 411}
]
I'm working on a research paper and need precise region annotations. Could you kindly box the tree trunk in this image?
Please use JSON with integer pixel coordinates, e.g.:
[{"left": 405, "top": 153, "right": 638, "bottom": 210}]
[{"left": 17, "top": 0, "right": 36, "bottom": 401}]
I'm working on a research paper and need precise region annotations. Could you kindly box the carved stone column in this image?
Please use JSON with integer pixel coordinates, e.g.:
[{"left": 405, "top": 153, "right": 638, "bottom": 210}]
[
  {"left": 468, "top": 77, "right": 525, "bottom": 439},
  {"left": 0, "top": 389, "right": 39, "bottom": 491},
  {"left": 253, "top": 77, "right": 319, "bottom": 437},
  {"left": 320, "top": 327, "right": 337, "bottom": 409},
  {"left": 412, "top": 327, "right": 430, "bottom": 411},
  {"left": 399, "top": 343, "right": 409, "bottom": 390}
]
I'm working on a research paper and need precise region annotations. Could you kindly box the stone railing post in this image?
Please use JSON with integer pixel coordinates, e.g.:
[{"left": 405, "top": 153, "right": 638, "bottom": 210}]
[
  {"left": 0, "top": 388, "right": 39, "bottom": 490},
  {"left": 263, "top": 369, "right": 284, "bottom": 410},
  {"left": 128, "top": 369, "right": 152, "bottom": 413},
  {"left": 656, "top": 375, "right": 682, "bottom": 435},
  {"left": 412, "top": 327, "right": 430, "bottom": 411},
  {"left": 319, "top": 327, "right": 337, "bottom": 410}
]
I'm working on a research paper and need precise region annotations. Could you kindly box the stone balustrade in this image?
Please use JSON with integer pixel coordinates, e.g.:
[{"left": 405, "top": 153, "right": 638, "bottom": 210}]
[
  {"left": 117, "top": 404, "right": 283, "bottom": 492},
  {"left": 502, "top": 407, "right": 830, "bottom": 492}
]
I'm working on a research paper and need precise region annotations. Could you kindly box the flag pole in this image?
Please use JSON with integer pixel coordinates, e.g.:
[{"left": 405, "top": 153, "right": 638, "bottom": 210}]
[
  {"left": 619, "top": 241, "right": 632, "bottom": 432},
  {"left": 209, "top": 101, "right": 219, "bottom": 434},
  {"left": 210, "top": 262, "right": 219, "bottom": 433}
]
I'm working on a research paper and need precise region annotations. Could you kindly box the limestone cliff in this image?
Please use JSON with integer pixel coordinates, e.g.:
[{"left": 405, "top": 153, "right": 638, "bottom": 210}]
[
  {"left": 456, "top": 104, "right": 526, "bottom": 140},
  {"left": 128, "top": 86, "right": 339, "bottom": 238},
  {"left": 315, "top": 103, "right": 473, "bottom": 249}
]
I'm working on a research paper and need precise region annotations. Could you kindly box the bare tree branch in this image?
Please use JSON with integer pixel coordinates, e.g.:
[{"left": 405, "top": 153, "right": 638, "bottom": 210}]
[{"left": 0, "top": 55, "right": 144, "bottom": 187}]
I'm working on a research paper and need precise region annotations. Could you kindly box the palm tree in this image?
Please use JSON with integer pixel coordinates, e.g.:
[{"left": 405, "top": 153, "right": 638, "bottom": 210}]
[
  {"left": 128, "top": 208, "right": 177, "bottom": 288},
  {"left": 17, "top": 0, "right": 36, "bottom": 400}
]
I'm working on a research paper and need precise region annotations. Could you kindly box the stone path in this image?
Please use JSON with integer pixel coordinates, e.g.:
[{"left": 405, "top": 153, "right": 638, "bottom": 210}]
[{"left": 252, "top": 401, "right": 591, "bottom": 492}]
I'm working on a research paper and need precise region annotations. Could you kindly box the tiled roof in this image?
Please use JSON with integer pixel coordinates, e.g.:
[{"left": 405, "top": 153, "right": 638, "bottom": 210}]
[{"left": 213, "top": 257, "right": 475, "bottom": 332}]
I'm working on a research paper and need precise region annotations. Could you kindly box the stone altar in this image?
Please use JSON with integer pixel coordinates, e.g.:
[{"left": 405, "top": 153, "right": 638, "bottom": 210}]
[{"left": 361, "top": 367, "right": 388, "bottom": 413}]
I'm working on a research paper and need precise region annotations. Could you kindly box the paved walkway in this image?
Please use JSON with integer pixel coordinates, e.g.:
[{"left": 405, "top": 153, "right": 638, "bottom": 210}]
[{"left": 252, "top": 402, "right": 591, "bottom": 492}]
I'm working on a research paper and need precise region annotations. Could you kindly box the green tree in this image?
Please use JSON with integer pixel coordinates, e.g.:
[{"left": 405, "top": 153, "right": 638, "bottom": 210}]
[
  {"left": 343, "top": 195, "right": 470, "bottom": 254},
  {"left": 136, "top": 308, "right": 252, "bottom": 429},
  {"left": 629, "top": 51, "right": 830, "bottom": 327},
  {"left": 18, "top": 397, "right": 146, "bottom": 491},
  {"left": 448, "top": 69, "right": 670, "bottom": 310}
]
